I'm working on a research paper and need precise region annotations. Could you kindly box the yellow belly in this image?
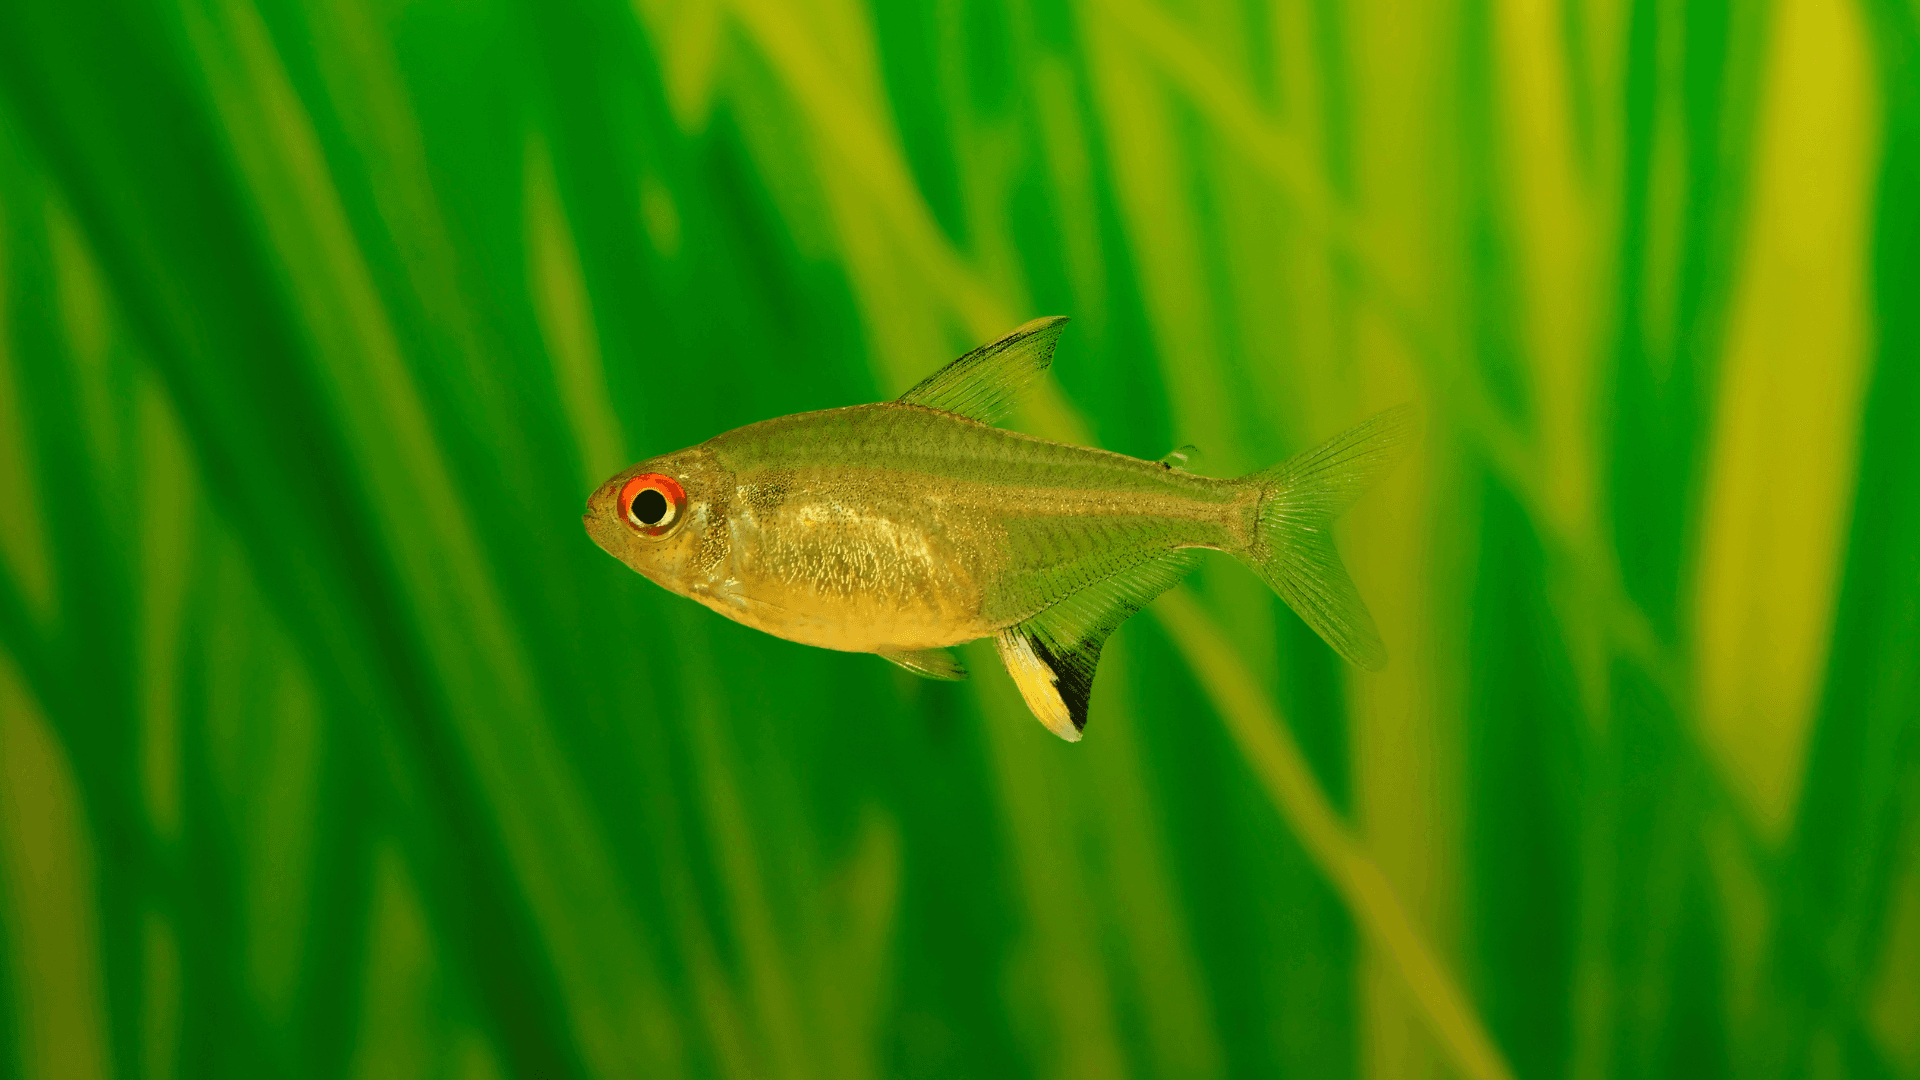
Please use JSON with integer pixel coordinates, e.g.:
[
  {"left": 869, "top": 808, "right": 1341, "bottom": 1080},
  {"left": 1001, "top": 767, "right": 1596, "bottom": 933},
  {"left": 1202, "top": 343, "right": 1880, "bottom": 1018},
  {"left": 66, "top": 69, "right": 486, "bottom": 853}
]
[
  {"left": 686, "top": 575, "right": 994, "bottom": 653},
  {"left": 683, "top": 500, "right": 1001, "bottom": 653}
]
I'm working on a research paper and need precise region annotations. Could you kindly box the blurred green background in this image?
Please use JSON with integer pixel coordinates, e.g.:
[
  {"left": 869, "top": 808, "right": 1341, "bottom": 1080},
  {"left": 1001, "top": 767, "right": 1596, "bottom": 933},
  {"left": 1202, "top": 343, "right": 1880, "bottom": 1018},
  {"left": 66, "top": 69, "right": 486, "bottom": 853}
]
[{"left": 1, "top": 0, "right": 1916, "bottom": 1077}]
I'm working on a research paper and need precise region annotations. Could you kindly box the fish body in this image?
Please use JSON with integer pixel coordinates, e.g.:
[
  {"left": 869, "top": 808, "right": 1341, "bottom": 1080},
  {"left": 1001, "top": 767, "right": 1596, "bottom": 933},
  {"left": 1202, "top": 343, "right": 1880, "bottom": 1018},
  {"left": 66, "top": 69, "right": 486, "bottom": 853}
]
[
  {"left": 589, "top": 402, "right": 1246, "bottom": 651},
  {"left": 585, "top": 318, "right": 1413, "bottom": 739}
]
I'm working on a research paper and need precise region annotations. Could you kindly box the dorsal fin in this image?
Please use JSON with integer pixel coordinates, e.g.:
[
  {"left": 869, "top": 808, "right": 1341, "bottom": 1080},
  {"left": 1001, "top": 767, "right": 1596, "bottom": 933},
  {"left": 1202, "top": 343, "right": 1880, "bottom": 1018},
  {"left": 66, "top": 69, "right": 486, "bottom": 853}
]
[
  {"left": 895, "top": 316, "right": 1069, "bottom": 425},
  {"left": 878, "top": 647, "right": 969, "bottom": 681},
  {"left": 994, "top": 548, "right": 1200, "bottom": 740}
]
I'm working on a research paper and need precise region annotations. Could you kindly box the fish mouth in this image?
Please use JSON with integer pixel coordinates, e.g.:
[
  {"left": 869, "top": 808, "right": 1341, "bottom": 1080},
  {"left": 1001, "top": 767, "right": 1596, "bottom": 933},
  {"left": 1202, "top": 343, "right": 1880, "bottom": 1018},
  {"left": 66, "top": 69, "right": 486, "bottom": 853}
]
[{"left": 581, "top": 511, "right": 620, "bottom": 558}]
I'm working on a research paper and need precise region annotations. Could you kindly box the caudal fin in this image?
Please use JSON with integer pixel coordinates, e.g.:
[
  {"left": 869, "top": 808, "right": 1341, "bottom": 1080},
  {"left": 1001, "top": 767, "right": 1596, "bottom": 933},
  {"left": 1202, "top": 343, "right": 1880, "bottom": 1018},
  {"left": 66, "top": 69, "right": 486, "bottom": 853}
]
[{"left": 1237, "top": 405, "right": 1418, "bottom": 670}]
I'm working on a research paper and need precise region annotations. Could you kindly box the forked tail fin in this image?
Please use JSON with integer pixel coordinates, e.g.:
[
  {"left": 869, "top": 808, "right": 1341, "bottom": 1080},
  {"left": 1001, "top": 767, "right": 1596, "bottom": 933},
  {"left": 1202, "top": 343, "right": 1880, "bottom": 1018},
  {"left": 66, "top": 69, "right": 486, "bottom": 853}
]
[{"left": 1237, "top": 405, "right": 1419, "bottom": 670}]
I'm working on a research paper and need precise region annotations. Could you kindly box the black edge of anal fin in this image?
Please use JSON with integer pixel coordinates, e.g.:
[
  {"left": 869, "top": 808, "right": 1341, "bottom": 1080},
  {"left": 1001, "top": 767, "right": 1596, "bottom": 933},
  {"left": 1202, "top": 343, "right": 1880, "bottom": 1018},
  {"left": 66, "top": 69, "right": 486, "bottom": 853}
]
[
  {"left": 994, "top": 625, "right": 1096, "bottom": 742},
  {"left": 894, "top": 316, "right": 1070, "bottom": 426},
  {"left": 1028, "top": 630, "right": 1094, "bottom": 731}
]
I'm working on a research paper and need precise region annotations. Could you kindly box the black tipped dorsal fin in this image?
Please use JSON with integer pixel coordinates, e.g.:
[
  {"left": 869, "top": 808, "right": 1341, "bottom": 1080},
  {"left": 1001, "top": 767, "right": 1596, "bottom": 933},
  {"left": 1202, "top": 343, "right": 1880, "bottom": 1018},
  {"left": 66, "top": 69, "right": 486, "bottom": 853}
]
[
  {"left": 895, "top": 316, "right": 1069, "bottom": 425},
  {"left": 994, "top": 549, "right": 1200, "bottom": 740},
  {"left": 878, "top": 647, "right": 969, "bottom": 681}
]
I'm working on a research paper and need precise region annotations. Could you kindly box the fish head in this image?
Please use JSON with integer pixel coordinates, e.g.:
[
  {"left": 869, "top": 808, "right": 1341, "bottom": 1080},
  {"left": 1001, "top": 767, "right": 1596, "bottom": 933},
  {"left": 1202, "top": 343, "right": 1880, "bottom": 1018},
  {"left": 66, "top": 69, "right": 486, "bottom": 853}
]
[{"left": 583, "top": 446, "right": 727, "bottom": 597}]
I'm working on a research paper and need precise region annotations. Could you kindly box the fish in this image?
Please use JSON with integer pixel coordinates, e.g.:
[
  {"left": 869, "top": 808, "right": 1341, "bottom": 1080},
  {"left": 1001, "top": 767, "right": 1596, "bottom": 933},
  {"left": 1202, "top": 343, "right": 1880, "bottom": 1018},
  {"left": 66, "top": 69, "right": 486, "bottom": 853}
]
[{"left": 583, "top": 317, "right": 1414, "bottom": 741}]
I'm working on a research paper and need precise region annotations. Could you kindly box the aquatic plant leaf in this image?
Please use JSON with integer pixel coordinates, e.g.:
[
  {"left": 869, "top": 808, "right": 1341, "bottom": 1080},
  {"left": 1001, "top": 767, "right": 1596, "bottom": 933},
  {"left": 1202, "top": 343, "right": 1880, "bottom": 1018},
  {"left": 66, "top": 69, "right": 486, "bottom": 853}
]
[{"left": 896, "top": 316, "right": 1069, "bottom": 425}]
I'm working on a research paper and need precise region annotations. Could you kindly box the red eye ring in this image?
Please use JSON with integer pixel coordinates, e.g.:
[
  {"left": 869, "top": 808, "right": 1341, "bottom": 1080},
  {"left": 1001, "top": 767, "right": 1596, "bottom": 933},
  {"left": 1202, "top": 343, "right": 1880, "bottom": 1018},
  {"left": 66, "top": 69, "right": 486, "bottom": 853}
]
[{"left": 619, "top": 473, "right": 687, "bottom": 536}]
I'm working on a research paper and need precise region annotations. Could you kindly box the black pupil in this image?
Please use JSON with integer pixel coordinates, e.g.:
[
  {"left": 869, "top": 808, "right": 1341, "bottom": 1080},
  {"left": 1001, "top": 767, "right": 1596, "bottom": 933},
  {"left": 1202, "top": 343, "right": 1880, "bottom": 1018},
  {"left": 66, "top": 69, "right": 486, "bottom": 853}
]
[{"left": 632, "top": 487, "right": 669, "bottom": 525}]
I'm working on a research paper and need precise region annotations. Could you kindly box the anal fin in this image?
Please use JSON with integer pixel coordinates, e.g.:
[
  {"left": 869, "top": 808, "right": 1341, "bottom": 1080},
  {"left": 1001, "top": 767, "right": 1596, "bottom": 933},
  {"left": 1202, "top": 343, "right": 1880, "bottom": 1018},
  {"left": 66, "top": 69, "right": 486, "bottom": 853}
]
[
  {"left": 994, "top": 548, "right": 1200, "bottom": 741},
  {"left": 996, "top": 627, "right": 1087, "bottom": 740},
  {"left": 879, "top": 647, "right": 969, "bottom": 681}
]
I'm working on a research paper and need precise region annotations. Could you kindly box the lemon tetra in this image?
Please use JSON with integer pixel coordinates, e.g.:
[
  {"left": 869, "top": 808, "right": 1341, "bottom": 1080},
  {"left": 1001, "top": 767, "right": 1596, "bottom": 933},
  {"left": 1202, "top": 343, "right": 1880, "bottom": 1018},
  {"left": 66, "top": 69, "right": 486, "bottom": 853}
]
[{"left": 584, "top": 318, "right": 1412, "bottom": 740}]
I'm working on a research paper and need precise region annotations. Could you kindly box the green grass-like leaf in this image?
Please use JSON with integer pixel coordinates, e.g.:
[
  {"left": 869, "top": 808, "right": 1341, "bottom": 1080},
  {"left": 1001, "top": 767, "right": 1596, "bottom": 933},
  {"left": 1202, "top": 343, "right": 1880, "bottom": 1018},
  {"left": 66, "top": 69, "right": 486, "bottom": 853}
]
[{"left": 2, "top": 0, "right": 1916, "bottom": 1078}]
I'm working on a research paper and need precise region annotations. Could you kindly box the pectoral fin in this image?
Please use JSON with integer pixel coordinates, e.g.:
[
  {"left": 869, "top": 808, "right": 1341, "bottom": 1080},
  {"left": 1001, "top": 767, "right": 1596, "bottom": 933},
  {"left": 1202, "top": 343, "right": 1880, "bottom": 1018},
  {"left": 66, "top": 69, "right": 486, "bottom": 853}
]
[
  {"left": 879, "top": 647, "right": 969, "bottom": 681},
  {"left": 895, "top": 316, "right": 1069, "bottom": 425},
  {"left": 994, "top": 548, "right": 1201, "bottom": 741}
]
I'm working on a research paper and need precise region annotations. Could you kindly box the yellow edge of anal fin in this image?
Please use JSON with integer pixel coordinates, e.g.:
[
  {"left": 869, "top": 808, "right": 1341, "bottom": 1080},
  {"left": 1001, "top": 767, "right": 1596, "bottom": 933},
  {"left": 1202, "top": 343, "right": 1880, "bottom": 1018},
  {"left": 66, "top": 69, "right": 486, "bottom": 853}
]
[{"left": 995, "top": 629, "right": 1082, "bottom": 742}]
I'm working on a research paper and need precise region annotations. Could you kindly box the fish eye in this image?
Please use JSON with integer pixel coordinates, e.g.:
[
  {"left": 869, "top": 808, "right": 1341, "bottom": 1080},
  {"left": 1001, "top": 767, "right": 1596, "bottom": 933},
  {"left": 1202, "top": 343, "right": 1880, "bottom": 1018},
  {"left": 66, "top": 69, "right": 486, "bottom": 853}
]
[
  {"left": 633, "top": 488, "right": 667, "bottom": 524},
  {"left": 619, "top": 473, "right": 686, "bottom": 537}
]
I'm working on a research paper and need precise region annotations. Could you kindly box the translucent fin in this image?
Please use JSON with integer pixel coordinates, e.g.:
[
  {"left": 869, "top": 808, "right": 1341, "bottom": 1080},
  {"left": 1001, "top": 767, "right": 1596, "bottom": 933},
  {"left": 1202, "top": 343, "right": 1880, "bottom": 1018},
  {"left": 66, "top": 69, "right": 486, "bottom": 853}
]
[
  {"left": 994, "top": 549, "right": 1200, "bottom": 740},
  {"left": 1157, "top": 444, "right": 1201, "bottom": 472},
  {"left": 879, "top": 647, "right": 969, "bottom": 681},
  {"left": 1239, "top": 405, "right": 1418, "bottom": 670},
  {"left": 895, "top": 316, "right": 1070, "bottom": 425}
]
